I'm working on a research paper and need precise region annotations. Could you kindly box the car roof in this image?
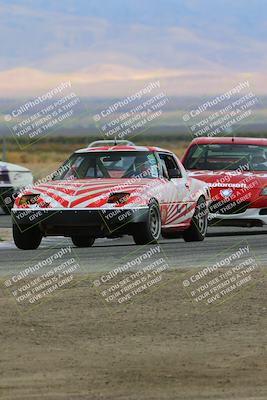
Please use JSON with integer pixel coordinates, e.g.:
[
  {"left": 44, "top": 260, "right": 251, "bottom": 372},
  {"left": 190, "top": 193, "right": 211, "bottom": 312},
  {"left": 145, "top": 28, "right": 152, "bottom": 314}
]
[
  {"left": 0, "top": 161, "right": 32, "bottom": 173},
  {"left": 190, "top": 136, "right": 267, "bottom": 146},
  {"left": 75, "top": 145, "right": 172, "bottom": 153}
]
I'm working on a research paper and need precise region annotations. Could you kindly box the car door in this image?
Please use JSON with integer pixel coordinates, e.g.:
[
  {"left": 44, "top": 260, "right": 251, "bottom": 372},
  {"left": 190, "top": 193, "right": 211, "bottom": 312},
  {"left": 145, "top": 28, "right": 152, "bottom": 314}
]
[{"left": 158, "top": 153, "right": 194, "bottom": 227}]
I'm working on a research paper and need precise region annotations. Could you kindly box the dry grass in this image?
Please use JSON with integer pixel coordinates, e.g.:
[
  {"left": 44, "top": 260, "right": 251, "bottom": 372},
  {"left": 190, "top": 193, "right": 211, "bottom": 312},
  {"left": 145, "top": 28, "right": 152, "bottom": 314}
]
[{"left": 6, "top": 142, "right": 86, "bottom": 180}]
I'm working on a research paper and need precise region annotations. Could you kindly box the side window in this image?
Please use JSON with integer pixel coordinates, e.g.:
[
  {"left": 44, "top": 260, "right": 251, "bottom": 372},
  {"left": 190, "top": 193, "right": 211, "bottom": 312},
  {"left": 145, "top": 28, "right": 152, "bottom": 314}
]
[{"left": 159, "top": 154, "right": 182, "bottom": 178}]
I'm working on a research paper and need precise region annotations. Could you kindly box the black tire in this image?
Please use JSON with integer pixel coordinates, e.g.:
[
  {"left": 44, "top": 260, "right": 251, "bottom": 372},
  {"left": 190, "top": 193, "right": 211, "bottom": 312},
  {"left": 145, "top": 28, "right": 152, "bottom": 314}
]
[
  {"left": 182, "top": 197, "right": 208, "bottom": 242},
  {"left": 1, "top": 204, "right": 11, "bottom": 215},
  {"left": 13, "top": 223, "right": 42, "bottom": 250},
  {"left": 133, "top": 200, "right": 161, "bottom": 245},
  {"left": 71, "top": 236, "right": 95, "bottom": 248}
]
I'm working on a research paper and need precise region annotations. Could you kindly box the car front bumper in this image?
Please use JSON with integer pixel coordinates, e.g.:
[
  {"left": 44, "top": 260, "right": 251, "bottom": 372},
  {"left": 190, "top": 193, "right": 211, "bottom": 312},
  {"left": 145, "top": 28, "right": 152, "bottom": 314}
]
[
  {"left": 209, "top": 207, "right": 267, "bottom": 227},
  {"left": 11, "top": 207, "right": 149, "bottom": 236}
]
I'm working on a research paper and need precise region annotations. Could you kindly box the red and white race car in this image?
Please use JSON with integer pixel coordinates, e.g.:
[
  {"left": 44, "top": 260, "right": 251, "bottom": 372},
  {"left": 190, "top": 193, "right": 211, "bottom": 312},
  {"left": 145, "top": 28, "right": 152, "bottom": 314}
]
[
  {"left": 12, "top": 145, "right": 210, "bottom": 249},
  {"left": 182, "top": 137, "right": 267, "bottom": 227}
]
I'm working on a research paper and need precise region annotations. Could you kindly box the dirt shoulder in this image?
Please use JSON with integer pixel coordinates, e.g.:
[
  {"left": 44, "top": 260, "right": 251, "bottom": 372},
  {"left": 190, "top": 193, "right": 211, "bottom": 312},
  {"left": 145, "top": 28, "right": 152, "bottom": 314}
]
[
  {"left": 0, "top": 271, "right": 266, "bottom": 400},
  {"left": 0, "top": 228, "right": 12, "bottom": 242}
]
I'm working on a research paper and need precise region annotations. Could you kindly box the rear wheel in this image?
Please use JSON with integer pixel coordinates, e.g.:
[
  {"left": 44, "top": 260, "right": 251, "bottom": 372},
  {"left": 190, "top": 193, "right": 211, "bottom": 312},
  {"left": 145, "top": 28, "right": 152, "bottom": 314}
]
[
  {"left": 133, "top": 201, "right": 161, "bottom": 245},
  {"left": 71, "top": 236, "right": 95, "bottom": 248},
  {"left": 182, "top": 197, "right": 208, "bottom": 242},
  {"left": 13, "top": 223, "right": 42, "bottom": 250}
]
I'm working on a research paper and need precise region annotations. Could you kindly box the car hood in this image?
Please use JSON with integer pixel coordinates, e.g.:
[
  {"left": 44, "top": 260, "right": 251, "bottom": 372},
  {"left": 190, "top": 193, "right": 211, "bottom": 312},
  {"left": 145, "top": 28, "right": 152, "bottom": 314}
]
[
  {"left": 188, "top": 170, "right": 267, "bottom": 185},
  {"left": 15, "top": 178, "right": 165, "bottom": 209},
  {"left": 187, "top": 170, "right": 267, "bottom": 203}
]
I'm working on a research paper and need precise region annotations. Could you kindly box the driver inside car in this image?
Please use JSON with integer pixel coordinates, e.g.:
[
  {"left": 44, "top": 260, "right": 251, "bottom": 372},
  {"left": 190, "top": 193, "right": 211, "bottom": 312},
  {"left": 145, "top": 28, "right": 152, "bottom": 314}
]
[
  {"left": 123, "top": 156, "right": 154, "bottom": 178},
  {"left": 250, "top": 151, "right": 267, "bottom": 170}
]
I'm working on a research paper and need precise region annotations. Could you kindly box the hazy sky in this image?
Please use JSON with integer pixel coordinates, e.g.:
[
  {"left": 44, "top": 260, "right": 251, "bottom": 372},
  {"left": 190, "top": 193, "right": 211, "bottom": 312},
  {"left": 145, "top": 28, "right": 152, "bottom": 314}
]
[{"left": 0, "top": 0, "right": 266, "bottom": 97}]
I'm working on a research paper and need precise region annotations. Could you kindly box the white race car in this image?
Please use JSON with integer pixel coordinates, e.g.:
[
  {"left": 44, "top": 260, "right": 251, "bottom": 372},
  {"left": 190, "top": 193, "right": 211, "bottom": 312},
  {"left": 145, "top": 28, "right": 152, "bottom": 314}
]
[
  {"left": 12, "top": 145, "right": 210, "bottom": 249},
  {"left": 0, "top": 161, "right": 33, "bottom": 214}
]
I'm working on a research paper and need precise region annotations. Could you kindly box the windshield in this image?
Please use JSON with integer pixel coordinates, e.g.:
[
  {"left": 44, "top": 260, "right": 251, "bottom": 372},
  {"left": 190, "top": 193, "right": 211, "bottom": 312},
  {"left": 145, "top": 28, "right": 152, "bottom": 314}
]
[
  {"left": 53, "top": 151, "right": 159, "bottom": 180},
  {"left": 184, "top": 144, "right": 267, "bottom": 172}
]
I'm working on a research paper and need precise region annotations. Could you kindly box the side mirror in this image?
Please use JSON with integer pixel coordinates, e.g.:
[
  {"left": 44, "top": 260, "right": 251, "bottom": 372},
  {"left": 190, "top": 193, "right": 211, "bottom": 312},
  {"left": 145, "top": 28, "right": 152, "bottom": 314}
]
[{"left": 168, "top": 169, "right": 181, "bottom": 179}]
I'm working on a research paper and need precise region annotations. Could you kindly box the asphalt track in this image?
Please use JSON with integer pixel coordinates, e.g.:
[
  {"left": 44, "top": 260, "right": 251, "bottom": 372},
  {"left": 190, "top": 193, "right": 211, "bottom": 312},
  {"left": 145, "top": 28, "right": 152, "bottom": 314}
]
[{"left": 1, "top": 209, "right": 267, "bottom": 277}]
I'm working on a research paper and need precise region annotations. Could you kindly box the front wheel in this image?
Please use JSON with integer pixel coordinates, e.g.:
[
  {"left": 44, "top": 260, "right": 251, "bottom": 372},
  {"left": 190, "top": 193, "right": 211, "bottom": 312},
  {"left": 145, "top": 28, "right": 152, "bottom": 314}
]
[
  {"left": 133, "top": 201, "right": 161, "bottom": 245},
  {"left": 71, "top": 236, "right": 95, "bottom": 248},
  {"left": 13, "top": 223, "right": 42, "bottom": 250},
  {"left": 182, "top": 197, "right": 208, "bottom": 242},
  {"left": 1, "top": 205, "right": 11, "bottom": 215},
  {"left": 1, "top": 199, "right": 13, "bottom": 214}
]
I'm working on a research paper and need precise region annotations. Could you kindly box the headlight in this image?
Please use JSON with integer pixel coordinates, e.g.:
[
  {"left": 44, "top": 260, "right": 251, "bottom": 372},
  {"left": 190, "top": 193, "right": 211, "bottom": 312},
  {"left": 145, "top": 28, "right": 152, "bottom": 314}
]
[
  {"left": 19, "top": 194, "right": 40, "bottom": 206},
  {"left": 260, "top": 187, "right": 267, "bottom": 196},
  {"left": 107, "top": 192, "right": 130, "bottom": 204}
]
